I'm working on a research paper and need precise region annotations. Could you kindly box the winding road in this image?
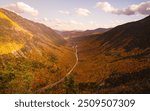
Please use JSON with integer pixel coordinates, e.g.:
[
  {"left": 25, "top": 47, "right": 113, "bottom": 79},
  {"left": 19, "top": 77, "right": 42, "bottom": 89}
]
[{"left": 35, "top": 45, "right": 78, "bottom": 93}]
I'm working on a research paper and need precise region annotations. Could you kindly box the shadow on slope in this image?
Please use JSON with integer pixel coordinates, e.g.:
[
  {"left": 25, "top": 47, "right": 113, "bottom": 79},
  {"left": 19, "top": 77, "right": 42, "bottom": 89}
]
[{"left": 98, "top": 68, "right": 150, "bottom": 94}]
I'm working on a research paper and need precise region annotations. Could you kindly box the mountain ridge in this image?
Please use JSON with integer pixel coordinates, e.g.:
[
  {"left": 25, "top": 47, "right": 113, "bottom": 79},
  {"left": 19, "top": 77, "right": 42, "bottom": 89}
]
[
  {"left": 56, "top": 27, "right": 111, "bottom": 39},
  {"left": 96, "top": 15, "right": 150, "bottom": 51},
  {"left": 0, "top": 8, "right": 76, "bottom": 93},
  {"left": 0, "top": 8, "right": 65, "bottom": 45}
]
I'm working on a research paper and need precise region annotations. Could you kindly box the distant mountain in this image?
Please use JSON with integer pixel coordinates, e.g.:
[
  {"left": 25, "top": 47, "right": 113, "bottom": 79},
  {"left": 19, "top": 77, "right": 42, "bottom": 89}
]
[
  {"left": 55, "top": 30, "right": 83, "bottom": 39},
  {"left": 56, "top": 28, "right": 111, "bottom": 39},
  {"left": 0, "top": 8, "right": 75, "bottom": 93},
  {"left": 84, "top": 28, "right": 112, "bottom": 35}
]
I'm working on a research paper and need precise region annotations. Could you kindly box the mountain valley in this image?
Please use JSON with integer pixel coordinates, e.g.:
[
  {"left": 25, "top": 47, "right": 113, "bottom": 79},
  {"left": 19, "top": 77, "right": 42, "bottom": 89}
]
[{"left": 0, "top": 8, "right": 150, "bottom": 94}]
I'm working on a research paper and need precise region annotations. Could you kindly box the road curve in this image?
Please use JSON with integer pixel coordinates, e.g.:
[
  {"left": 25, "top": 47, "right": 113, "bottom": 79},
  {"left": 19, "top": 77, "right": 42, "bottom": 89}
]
[{"left": 35, "top": 45, "right": 78, "bottom": 93}]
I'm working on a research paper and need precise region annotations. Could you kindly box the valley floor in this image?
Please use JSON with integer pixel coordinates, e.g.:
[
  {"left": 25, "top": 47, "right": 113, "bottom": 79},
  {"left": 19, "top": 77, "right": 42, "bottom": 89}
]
[
  {"left": 49, "top": 37, "right": 150, "bottom": 94},
  {"left": 35, "top": 45, "right": 78, "bottom": 93}
]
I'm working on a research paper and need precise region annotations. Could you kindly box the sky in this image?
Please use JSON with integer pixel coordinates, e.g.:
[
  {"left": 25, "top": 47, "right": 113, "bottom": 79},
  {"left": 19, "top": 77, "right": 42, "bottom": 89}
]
[{"left": 0, "top": 0, "right": 150, "bottom": 31}]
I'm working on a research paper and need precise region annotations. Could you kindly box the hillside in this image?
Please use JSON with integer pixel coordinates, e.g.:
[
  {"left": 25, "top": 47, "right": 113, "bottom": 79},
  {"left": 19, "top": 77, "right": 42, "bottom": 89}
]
[
  {"left": 69, "top": 15, "right": 150, "bottom": 94},
  {"left": 96, "top": 16, "right": 150, "bottom": 51},
  {"left": 0, "top": 8, "right": 76, "bottom": 93}
]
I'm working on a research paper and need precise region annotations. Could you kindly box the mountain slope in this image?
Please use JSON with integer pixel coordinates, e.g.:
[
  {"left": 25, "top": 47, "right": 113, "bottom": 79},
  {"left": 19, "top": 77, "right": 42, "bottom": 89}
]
[
  {"left": 0, "top": 11, "right": 32, "bottom": 54},
  {"left": 0, "top": 8, "right": 76, "bottom": 93},
  {"left": 70, "top": 15, "right": 150, "bottom": 94},
  {"left": 96, "top": 15, "right": 150, "bottom": 51}
]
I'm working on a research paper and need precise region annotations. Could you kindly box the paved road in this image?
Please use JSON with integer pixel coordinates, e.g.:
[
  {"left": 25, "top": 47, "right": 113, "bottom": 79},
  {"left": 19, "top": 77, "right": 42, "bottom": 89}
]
[{"left": 35, "top": 45, "right": 78, "bottom": 93}]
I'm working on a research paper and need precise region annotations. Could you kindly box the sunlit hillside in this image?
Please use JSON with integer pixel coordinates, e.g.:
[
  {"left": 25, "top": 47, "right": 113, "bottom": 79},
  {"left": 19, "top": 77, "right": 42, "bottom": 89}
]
[
  {"left": 0, "top": 9, "right": 76, "bottom": 93},
  {"left": 0, "top": 11, "right": 33, "bottom": 55}
]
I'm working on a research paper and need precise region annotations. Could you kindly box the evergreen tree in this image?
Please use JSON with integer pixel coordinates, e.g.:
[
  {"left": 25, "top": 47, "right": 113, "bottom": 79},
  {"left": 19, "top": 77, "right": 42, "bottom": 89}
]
[{"left": 64, "top": 75, "right": 76, "bottom": 94}]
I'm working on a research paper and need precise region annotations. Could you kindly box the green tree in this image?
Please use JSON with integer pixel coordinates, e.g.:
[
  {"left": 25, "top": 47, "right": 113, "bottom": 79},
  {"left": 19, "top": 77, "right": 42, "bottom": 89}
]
[
  {"left": 49, "top": 54, "right": 58, "bottom": 63},
  {"left": 64, "top": 75, "right": 77, "bottom": 94}
]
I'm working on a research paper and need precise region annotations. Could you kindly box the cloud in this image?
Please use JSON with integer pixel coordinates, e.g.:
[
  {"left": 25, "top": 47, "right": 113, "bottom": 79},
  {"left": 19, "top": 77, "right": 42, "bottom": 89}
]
[
  {"left": 59, "top": 8, "right": 91, "bottom": 17},
  {"left": 76, "top": 8, "right": 91, "bottom": 16},
  {"left": 96, "top": 1, "right": 150, "bottom": 15},
  {"left": 43, "top": 17, "right": 48, "bottom": 21},
  {"left": 59, "top": 10, "right": 70, "bottom": 15},
  {"left": 43, "top": 18, "right": 84, "bottom": 30},
  {"left": 34, "top": 18, "right": 101, "bottom": 31},
  {"left": 96, "top": 2, "right": 117, "bottom": 13},
  {"left": 3, "top": 2, "right": 38, "bottom": 16}
]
